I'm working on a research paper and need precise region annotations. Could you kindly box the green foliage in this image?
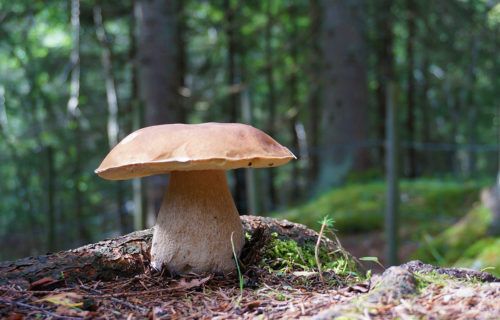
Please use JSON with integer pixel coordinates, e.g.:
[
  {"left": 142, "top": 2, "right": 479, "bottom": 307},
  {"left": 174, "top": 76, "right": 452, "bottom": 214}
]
[
  {"left": 260, "top": 232, "right": 358, "bottom": 279},
  {"left": 413, "top": 205, "right": 493, "bottom": 264},
  {"left": 455, "top": 237, "right": 500, "bottom": 276},
  {"left": 276, "top": 179, "right": 483, "bottom": 234}
]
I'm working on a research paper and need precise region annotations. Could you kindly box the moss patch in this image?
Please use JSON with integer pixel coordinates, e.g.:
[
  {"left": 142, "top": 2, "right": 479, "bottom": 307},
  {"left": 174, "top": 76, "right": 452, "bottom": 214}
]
[
  {"left": 413, "top": 205, "right": 493, "bottom": 264},
  {"left": 258, "top": 232, "right": 360, "bottom": 285},
  {"left": 413, "top": 270, "right": 480, "bottom": 292},
  {"left": 455, "top": 237, "right": 500, "bottom": 277},
  {"left": 275, "top": 179, "right": 483, "bottom": 234}
]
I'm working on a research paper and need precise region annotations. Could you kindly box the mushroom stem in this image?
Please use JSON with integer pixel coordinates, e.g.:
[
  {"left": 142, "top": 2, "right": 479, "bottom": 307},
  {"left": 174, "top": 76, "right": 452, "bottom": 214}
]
[{"left": 151, "top": 170, "right": 245, "bottom": 274}]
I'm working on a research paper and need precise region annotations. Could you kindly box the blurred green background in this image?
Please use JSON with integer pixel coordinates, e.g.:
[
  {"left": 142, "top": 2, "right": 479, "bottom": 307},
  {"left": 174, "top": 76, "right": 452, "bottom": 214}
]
[{"left": 0, "top": 0, "right": 499, "bottom": 275}]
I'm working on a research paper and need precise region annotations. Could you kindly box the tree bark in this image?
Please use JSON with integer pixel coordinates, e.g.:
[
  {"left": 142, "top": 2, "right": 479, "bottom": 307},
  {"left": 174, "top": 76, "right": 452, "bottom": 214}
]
[
  {"left": 265, "top": 0, "right": 277, "bottom": 211},
  {"left": 46, "top": 146, "right": 56, "bottom": 252},
  {"left": 134, "top": 0, "right": 183, "bottom": 226},
  {"left": 406, "top": 0, "right": 417, "bottom": 178},
  {"left": 307, "top": 0, "right": 321, "bottom": 190},
  {"left": 94, "top": 6, "right": 130, "bottom": 235},
  {"left": 67, "top": 0, "right": 90, "bottom": 244},
  {"left": 0, "top": 216, "right": 328, "bottom": 287},
  {"left": 374, "top": 0, "right": 394, "bottom": 168},
  {"left": 224, "top": 0, "right": 247, "bottom": 214},
  {"left": 319, "top": 0, "right": 371, "bottom": 188}
]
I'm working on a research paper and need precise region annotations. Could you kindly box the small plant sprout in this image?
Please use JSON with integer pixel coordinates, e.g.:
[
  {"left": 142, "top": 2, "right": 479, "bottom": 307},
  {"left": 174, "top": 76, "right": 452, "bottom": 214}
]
[
  {"left": 315, "top": 216, "right": 335, "bottom": 282},
  {"left": 359, "top": 256, "right": 385, "bottom": 269},
  {"left": 231, "top": 232, "right": 244, "bottom": 296}
]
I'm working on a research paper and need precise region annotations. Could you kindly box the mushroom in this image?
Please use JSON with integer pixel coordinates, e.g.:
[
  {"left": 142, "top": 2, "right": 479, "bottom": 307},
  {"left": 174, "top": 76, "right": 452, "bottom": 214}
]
[{"left": 95, "top": 123, "right": 295, "bottom": 274}]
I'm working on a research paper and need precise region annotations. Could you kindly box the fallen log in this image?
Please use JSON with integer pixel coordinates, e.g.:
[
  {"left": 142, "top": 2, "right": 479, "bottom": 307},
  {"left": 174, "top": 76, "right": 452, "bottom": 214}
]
[{"left": 0, "top": 216, "right": 325, "bottom": 287}]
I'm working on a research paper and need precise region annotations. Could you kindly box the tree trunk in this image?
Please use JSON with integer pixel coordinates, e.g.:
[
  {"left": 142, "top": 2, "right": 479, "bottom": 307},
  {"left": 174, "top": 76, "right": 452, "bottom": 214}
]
[
  {"left": 67, "top": 0, "right": 90, "bottom": 244},
  {"left": 406, "top": 0, "right": 417, "bottom": 178},
  {"left": 46, "top": 146, "right": 56, "bottom": 252},
  {"left": 307, "top": 0, "right": 321, "bottom": 189},
  {"left": 224, "top": 0, "right": 247, "bottom": 214},
  {"left": 128, "top": 7, "right": 146, "bottom": 231},
  {"left": 466, "top": 35, "right": 479, "bottom": 177},
  {"left": 0, "top": 216, "right": 329, "bottom": 286},
  {"left": 418, "top": 0, "right": 431, "bottom": 175},
  {"left": 319, "top": 0, "right": 370, "bottom": 188},
  {"left": 265, "top": 0, "right": 277, "bottom": 211},
  {"left": 288, "top": 3, "right": 301, "bottom": 202},
  {"left": 134, "top": 0, "right": 183, "bottom": 226},
  {"left": 374, "top": 0, "right": 394, "bottom": 169},
  {"left": 94, "top": 6, "right": 130, "bottom": 235}
]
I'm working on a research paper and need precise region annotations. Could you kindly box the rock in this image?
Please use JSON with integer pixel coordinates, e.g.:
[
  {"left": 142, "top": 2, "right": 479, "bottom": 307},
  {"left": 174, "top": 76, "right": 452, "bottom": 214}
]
[
  {"left": 402, "top": 260, "right": 499, "bottom": 283},
  {"left": 364, "top": 267, "right": 417, "bottom": 304}
]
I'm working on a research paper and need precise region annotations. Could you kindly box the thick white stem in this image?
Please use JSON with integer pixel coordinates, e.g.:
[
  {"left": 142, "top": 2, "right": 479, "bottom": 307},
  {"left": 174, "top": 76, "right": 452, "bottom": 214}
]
[{"left": 151, "top": 170, "right": 244, "bottom": 274}]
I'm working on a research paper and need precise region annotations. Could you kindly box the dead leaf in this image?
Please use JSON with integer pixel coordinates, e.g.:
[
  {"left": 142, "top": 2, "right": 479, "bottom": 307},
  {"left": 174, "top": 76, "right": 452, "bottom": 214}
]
[
  {"left": 38, "top": 292, "right": 83, "bottom": 308},
  {"left": 244, "top": 300, "right": 261, "bottom": 310},
  {"left": 346, "top": 283, "right": 370, "bottom": 293},
  {"left": 55, "top": 306, "right": 92, "bottom": 317},
  {"left": 29, "top": 277, "right": 64, "bottom": 291},
  {"left": 172, "top": 276, "right": 211, "bottom": 291},
  {"left": 7, "top": 313, "right": 24, "bottom": 320},
  {"left": 293, "top": 271, "right": 318, "bottom": 277}
]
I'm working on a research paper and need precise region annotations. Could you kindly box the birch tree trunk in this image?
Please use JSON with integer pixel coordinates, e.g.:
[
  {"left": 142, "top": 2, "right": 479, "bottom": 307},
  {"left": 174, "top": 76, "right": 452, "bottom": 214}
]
[
  {"left": 94, "top": 6, "right": 130, "bottom": 234},
  {"left": 67, "top": 0, "right": 90, "bottom": 243}
]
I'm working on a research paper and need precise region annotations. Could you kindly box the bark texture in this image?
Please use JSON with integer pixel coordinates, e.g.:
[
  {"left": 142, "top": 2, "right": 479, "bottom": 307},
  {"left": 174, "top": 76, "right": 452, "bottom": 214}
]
[
  {"left": 0, "top": 216, "right": 324, "bottom": 287},
  {"left": 134, "top": 0, "right": 183, "bottom": 226},
  {"left": 319, "top": 0, "right": 370, "bottom": 188}
]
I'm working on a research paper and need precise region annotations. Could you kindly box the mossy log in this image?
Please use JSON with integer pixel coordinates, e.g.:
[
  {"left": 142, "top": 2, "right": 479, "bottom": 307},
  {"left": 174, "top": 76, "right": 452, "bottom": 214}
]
[{"left": 0, "top": 216, "right": 326, "bottom": 287}]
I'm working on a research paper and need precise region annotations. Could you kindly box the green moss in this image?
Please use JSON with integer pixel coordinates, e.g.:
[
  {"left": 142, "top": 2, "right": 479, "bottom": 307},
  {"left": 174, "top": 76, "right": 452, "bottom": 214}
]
[
  {"left": 455, "top": 237, "right": 500, "bottom": 277},
  {"left": 413, "top": 205, "right": 493, "bottom": 264},
  {"left": 260, "top": 232, "right": 359, "bottom": 279},
  {"left": 275, "top": 179, "right": 482, "bottom": 234},
  {"left": 413, "top": 271, "right": 480, "bottom": 292}
]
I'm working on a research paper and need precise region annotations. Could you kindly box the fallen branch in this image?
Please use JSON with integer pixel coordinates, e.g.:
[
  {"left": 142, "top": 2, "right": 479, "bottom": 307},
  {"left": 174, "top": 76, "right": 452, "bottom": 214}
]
[{"left": 0, "top": 216, "right": 328, "bottom": 287}]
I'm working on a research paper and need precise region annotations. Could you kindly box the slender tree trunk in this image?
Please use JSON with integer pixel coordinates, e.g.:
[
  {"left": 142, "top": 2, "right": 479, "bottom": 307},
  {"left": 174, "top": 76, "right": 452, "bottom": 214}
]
[
  {"left": 176, "top": 0, "right": 187, "bottom": 122},
  {"left": 385, "top": 82, "right": 399, "bottom": 266},
  {"left": 466, "top": 35, "right": 479, "bottom": 177},
  {"left": 374, "top": 0, "right": 394, "bottom": 169},
  {"left": 134, "top": 0, "right": 182, "bottom": 226},
  {"left": 67, "top": 0, "right": 89, "bottom": 244},
  {"left": 406, "top": 0, "right": 417, "bottom": 178},
  {"left": 265, "top": 0, "right": 277, "bottom": 210},
  {"left": 127, "top": 6, "right": 146, "bottom": 230},
  {"left": 47, "top": 146, "right": 56, "bottom": 252},
  {"left": 319, "top": 0, "right": 371, "bottom": 188},
  {"left": 94, "top": 6, "right": 129, "bottom": 234},
  {"left": 307, "top": 0, "right": 321, "bottom": 189},
  {"left": 288, "top": 3, "right": 300, "bottom": 201},
  {"left": 418, "top": 0, "right": 431, "bottom": 175},
  {"left": 224, "top": 0, "right": 247, "bottom": 214}
]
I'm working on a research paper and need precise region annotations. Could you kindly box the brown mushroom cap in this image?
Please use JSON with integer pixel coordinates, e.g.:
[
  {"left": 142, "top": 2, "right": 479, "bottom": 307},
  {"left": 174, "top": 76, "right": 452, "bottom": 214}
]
[{"left": 96, "top": 123, "right": 296, "bottom": 180}]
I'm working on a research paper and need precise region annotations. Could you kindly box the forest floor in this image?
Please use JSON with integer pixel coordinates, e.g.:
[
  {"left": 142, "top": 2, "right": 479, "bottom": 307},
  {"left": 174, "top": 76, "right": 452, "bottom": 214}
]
[
  {"left": 0, "top": 217, "right": 499, "bottom": 319},
  {"left": 1, "top": 262, "right": 498, "bottom": 319}
]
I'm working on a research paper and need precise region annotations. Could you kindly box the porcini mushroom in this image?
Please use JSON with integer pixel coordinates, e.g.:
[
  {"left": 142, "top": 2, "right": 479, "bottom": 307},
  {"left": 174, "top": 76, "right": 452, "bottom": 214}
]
[{"left": 95, "top": 123, "right": 295, "bottom": 274}]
